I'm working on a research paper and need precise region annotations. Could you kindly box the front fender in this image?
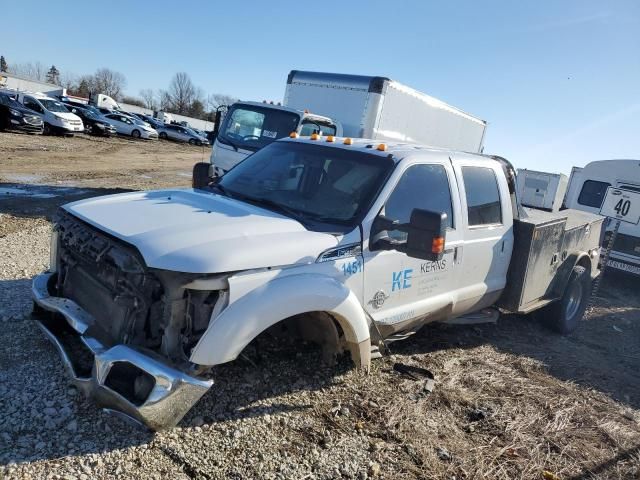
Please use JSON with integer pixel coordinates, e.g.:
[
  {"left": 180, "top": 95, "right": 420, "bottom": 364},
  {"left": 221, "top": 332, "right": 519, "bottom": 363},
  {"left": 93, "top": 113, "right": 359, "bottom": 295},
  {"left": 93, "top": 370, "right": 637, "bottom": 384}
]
[{"left": 189, "top": 273, "right": 370, "bottom": 367}]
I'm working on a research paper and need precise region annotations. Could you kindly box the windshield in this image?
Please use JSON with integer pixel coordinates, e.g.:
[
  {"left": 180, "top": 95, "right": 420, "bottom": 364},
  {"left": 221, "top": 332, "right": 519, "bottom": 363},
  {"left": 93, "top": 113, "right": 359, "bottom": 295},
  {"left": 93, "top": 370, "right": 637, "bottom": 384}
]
[
  {"left": 40, "top": 99, "right": 69, "bottom": 113},
  {"left": 218, "top": 105, "right": 300, "bottom": 152},
  {"left": 218, "top": 141, "right": 394, "bottom": 230}
]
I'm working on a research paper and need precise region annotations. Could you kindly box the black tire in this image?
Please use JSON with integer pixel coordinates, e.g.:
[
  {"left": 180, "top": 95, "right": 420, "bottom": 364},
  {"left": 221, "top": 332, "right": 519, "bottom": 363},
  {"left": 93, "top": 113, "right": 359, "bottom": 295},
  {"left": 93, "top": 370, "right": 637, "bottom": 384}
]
[
  {"left": 132, "top": 129, "right": 141, "bottom": 139},
  {"left": 192, "top": 162, "right": 212, "bottom": 189},
  {"left": 43, "top": 123, "right": 52, "bottom": 135},
  {"left": 159, "top": 132, "right": 168, "bottom": 140},
  {"left": 536, "top": 265, "right": 591, "bottom": 334},
  {"left": 189, "top": 138, "right": 196, "bottom": 145}
]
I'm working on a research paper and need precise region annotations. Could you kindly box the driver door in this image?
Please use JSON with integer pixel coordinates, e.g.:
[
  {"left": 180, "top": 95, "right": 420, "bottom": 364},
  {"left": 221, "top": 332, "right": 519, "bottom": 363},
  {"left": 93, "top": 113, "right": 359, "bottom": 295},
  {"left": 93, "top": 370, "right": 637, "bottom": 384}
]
[{"left": 362, "top": 161, "right": 462, "bottom": 337}]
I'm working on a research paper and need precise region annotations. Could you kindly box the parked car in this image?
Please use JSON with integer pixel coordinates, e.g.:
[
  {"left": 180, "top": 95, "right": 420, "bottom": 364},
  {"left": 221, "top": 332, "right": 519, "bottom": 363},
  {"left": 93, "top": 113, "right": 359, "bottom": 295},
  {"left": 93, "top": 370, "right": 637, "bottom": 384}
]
[
  {"left": 157, "top": 123, "right": 209, "bottom": 145},
  {"left": 17, "top": 93, "right": 84, "bottom": 136},
  {"left": 67, "top": 106, "right": 117, "bottom": 137},
  {"left": 0, "top": 91, "right": 44, "bottom": 133},
  {"left": 140, "top": 115, "right": 164, "bottom": 130},
  {"left": 103, "top": 113, "right": 158, "bottom": 139}
]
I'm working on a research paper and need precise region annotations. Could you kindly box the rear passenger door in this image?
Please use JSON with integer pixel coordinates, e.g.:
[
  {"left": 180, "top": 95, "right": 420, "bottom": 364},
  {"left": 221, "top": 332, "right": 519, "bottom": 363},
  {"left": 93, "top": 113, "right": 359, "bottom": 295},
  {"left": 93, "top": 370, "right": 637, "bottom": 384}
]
[{"left": 451, "top": 158, "right": 514, "bottom": 314}]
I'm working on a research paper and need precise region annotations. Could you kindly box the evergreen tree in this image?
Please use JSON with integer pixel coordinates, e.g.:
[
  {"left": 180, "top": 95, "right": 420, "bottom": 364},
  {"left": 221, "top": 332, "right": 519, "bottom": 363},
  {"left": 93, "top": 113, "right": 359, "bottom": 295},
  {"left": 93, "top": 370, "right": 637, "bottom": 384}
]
[
  {"left": 0, "top": 56, "right": 7, "bottom": 73},
  {"left": 46, "top": 65, "right": 60, "bottom": 85}
]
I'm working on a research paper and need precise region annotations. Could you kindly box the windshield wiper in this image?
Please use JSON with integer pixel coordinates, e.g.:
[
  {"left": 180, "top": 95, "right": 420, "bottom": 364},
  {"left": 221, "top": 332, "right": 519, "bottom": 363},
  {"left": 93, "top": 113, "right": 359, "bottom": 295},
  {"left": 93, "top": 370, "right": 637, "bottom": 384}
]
[
  {"left": 220, "top": 135, "right": 239, "bottom": 152},
  {"left": 241, "top": 196, "right": 305, "bottom": 221}
]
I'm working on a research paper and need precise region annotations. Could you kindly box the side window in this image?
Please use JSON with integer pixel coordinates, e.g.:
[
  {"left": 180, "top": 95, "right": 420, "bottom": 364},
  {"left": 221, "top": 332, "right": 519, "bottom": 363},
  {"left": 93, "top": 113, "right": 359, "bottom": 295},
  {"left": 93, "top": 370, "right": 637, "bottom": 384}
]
[
  {"left": 578, "top": 180, "right": 611, "bottom": 208},
  {"left": 381, "top": 164, "right": 454, "bottom": 241},
  {"left": 23, "top": 98, "right": 42, "bottom": 113},
  {"left": 462, "top": 166, "right": 502, "bottom": 226}
]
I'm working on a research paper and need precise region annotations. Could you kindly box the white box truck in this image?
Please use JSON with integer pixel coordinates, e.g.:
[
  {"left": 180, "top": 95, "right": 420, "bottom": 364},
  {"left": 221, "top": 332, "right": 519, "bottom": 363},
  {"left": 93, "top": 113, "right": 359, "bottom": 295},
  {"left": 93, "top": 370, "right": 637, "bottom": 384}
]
[
  {"left": 194, "top": 71, "right": 488, "bottom": 186},
  {"left": 564, "top": 159, "right": 640, "bottom": 276},
  {"left": 516, "top": 169, "right": 568, "bottom": 212},
  {"left": 284, "top": 71, "right": 487, "bottom": 153}
]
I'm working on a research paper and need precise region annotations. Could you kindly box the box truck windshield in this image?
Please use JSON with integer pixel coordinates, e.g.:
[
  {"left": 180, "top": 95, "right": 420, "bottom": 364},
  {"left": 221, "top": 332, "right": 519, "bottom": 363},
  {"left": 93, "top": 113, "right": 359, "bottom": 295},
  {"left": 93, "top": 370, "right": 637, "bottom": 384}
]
[{"left": 218, "top": 104, "right": 300, "bottom": 152}]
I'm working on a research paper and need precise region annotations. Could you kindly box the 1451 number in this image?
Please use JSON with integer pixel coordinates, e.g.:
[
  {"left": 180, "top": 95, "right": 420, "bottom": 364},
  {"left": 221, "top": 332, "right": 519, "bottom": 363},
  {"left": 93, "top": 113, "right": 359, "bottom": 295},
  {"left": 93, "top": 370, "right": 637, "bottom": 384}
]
[{"left": 342, "top": 260, "right": 362, "bottom": 276}]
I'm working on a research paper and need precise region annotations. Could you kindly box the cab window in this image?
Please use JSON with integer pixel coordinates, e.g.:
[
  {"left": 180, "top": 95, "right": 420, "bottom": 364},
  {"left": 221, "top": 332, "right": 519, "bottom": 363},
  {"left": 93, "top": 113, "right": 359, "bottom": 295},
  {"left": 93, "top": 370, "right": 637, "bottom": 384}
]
[
  {"left": 578, "top": 180, "right": 611, "bottom": 208},
  {"left": 462, "top": 166, "right": 502, "bottom": 226},
  {"left": 300, "top": 120, "right": 337, "bottom": 137},
  {"left": 379, "top": 164, "right": 454, "bottom": 241}
]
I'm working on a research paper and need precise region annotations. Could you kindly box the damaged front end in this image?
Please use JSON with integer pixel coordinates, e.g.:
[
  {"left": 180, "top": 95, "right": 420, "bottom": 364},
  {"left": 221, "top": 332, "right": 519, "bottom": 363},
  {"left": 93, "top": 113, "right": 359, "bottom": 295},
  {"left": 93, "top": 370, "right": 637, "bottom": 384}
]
[{"left": 32, "top": 211, "right": 227, "bottom": 429}]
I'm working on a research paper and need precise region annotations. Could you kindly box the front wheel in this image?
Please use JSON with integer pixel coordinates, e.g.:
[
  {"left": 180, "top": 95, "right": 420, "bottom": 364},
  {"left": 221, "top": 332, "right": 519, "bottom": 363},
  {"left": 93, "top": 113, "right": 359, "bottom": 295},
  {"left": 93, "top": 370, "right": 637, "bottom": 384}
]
[
  {"left": 535, "top": 265, "right": 591, "bottom": 334},
  {"left": 131, "top": 129, "right": 141, "bottom": 139},
  {"left": 189, "top": 138, "right": 196, "bottom": 145},
  {"left": 43, "top": 123, "right": 52, "bottom": 135}
]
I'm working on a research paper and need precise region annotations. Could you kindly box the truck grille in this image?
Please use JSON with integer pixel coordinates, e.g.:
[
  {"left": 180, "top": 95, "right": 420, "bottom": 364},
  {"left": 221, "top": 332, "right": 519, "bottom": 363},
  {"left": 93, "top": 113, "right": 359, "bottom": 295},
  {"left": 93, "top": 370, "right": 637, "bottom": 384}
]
[
  {"left": 55, "top": 211, "right": 164, "bottom": 347},
  {"left": 613, "top": 233, "right": 640, "bottom": 258}
]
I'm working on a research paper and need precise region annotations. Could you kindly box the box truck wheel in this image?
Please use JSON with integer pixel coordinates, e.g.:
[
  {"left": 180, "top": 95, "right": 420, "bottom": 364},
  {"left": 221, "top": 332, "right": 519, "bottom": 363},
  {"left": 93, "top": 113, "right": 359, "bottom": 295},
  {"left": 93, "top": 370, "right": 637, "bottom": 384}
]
[
  {"left": 192, "top": 162, "right": 212, "bottom": 189},
  {"left": 536, "top": 265, "right": 591, "bottom": 334}
]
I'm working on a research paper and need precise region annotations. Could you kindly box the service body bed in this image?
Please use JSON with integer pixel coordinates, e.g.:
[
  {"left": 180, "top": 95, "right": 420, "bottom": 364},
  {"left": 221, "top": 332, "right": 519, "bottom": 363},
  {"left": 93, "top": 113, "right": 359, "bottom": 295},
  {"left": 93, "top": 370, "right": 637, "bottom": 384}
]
[{"left": 498, "top": 208, "right": 604, "bottom": 313}]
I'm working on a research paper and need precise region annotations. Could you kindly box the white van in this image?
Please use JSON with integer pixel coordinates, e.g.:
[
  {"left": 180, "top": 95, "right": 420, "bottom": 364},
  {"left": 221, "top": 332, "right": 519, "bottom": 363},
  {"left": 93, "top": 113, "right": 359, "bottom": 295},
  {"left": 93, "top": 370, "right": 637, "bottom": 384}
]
[
  {"left": 564, "top": 159, "right": 640, "bottom": 275},
  {"left": 18, "top": 93, "right": 84, "bottom": 135}
]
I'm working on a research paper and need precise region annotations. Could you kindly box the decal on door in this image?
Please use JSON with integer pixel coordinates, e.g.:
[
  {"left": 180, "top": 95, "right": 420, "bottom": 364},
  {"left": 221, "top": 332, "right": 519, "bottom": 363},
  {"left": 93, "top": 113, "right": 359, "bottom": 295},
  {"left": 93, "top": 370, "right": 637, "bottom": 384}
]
[
  {"left": 368, "top": 290, "right": 389, "bottom": 309},
  {"left": 392, "top": 269, "right": 413, "bottom": 291}
]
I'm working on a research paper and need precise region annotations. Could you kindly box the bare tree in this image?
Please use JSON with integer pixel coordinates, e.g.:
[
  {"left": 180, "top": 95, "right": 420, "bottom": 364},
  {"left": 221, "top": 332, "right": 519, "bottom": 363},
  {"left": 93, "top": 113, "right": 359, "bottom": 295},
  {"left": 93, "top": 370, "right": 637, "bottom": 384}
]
[
  {"left": 206, "top": 93, "right": 237, "bottom": 110},
  {"left": 167, "top": 72, "right": 196, "bottom": 114},
  {"left": 92, "top": 68, "right": 127, "bottom": 100},
  {"left": 139, "top": 88, "right": 157, "bottom": 110},
  {"left": 11, "top": 61, "right": 46, "bottom": 81},
  {"left": 60, "top": 71, "right": 78, "bottom": 92}
]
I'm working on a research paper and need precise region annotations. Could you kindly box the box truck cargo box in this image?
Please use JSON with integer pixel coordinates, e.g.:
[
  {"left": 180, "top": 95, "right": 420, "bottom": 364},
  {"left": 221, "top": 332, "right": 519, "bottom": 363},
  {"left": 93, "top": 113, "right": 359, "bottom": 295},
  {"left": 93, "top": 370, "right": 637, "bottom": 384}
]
[{"left": 284, "top": 70, "right": 487, "bottom": 153}]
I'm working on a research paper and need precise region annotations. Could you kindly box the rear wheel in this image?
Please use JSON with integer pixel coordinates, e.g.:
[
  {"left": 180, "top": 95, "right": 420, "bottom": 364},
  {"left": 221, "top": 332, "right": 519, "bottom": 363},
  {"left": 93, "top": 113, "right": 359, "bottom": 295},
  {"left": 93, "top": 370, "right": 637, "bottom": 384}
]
[
  {"left": 43, "top": 123, "right": 52, "bottom": 135},
  {"left": 535, "top": 265, "right": 591, "bottom": 334},
  {"left": 131, "top": 129, "right": 141, "bottom": 139}
]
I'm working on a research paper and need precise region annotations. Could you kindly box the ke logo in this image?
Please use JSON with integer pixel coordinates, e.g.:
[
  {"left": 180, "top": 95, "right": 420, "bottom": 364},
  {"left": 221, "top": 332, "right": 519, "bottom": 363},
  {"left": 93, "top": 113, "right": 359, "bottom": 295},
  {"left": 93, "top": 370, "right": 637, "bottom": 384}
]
[{"left": 392, "top": 269, "right": 413, "bottom": 291}]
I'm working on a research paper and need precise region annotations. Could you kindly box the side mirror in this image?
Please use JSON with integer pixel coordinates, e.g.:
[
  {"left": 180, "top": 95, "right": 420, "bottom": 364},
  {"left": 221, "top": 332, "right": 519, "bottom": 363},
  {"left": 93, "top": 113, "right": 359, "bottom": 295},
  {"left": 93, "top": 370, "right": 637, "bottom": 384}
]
[
  {"left": 406, "top": 209, "right": 447, "bottom": 261},
  {"left": 372, "top": 208, "right": 447, "bottom": 261}
]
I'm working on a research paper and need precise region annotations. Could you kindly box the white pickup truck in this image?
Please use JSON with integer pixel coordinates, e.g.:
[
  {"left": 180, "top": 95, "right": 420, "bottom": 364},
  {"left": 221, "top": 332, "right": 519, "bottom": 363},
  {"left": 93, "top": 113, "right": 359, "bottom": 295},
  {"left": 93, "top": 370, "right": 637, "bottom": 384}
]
[{"left": 32, "top": 136, "right": 604, "bottom": 430}]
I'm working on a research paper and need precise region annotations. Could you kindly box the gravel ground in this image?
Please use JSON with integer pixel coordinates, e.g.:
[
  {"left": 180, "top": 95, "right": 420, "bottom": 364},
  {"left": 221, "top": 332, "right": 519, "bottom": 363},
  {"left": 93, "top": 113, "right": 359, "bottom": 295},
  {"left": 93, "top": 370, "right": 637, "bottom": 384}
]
[{"left": 1, "top": 132, "right": 639, "bottom": 479}]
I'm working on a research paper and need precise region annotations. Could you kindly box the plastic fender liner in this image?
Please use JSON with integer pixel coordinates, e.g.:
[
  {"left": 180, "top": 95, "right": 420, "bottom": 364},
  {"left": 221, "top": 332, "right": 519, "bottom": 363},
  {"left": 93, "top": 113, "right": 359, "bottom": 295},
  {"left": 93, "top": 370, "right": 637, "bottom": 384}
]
[{"left": 189, "top": 273, "right": 370, "bottom": 368}]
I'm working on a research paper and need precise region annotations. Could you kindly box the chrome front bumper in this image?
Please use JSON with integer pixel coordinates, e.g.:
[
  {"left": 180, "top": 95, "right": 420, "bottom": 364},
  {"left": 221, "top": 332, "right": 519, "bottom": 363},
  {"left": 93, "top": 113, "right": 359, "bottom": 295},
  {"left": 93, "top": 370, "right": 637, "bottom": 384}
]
[{"left": 32, "top": 273, "right": 213, "bottom": 430}]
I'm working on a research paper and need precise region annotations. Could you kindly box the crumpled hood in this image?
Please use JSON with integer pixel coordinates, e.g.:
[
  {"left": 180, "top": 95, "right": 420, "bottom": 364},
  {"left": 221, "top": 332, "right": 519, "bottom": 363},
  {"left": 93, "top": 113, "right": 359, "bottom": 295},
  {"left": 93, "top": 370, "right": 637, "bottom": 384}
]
[{"left": 63, "top": 189, "right": 339, "bottom": 273}]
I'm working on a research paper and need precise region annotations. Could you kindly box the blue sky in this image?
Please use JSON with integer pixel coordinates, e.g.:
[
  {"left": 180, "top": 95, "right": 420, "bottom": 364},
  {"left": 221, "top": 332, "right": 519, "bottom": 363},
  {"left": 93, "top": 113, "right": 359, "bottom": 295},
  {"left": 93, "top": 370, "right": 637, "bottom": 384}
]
[{"left": 3, "top": 0, "right": 639, "bottom": 173}]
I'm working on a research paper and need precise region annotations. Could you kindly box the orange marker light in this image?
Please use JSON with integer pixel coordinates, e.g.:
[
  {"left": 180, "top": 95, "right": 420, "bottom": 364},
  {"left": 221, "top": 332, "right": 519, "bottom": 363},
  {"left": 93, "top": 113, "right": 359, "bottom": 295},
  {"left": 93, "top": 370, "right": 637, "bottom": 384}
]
[
  {"left": 326, "top": 135, "right": 335, "bottom": 142},
  {"left": 310, "top": 133, "right": 320, "bottom": 140},
  {"left": 377, "top": 143, "right": 387, "bottom": 151},
  {"left": 343, "top": 138, "right": 353, "bottom": 145},
  {"left": 432, "top": 236, "right": 445, "bottom": 254},
  {"left": 289, "top": 132, "right": 299, "bottom": 138}
]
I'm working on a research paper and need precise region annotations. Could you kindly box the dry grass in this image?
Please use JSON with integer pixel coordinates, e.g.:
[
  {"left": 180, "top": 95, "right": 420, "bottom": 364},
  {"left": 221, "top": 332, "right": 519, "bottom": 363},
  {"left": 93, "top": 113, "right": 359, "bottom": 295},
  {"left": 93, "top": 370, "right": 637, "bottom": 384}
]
[{"left": 314, "top": 342, "right": 640, "bottom": 479}]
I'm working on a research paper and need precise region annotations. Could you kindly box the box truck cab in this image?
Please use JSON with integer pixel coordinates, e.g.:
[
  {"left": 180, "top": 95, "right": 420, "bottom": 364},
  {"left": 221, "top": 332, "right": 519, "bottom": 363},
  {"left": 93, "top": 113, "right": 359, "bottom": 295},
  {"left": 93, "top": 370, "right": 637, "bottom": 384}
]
[
  {"left": 90, "top": 93, "right": 120, "bottom": 111},
  {"left": 208, "top": 101, "right": 341, "bottom": 176},
  {"left": 564, "top": 159, "right": 640, "bottom": 276},
  {"left": 18, "top": 93, "right": 84, "bottom": 136}
]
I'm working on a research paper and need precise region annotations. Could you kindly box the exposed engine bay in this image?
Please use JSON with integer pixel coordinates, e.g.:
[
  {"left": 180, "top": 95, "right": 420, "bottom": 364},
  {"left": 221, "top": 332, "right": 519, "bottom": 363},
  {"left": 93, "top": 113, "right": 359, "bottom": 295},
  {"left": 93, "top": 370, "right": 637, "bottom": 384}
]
[{"left": 54, "top": 210, "right": 227, "bottom": 370}]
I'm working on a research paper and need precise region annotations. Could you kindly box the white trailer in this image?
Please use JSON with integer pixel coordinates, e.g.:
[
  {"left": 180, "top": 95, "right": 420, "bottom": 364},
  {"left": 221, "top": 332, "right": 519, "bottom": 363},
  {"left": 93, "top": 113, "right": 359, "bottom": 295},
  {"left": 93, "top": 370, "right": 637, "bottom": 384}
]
[
  {"left": 564, "top": 159, "right": 640, "bottom": 275},
  {"left": 516, "top": 169, "right": 568, "bottom": 212},
  {"left": 89, "top": 93, "right": 120, "bottom": 111},
  {"left": 155, "top": 112, "right": 174, "bottom": 124},
  {"left": 284, "top": 70, "right": 487, "bottom": 153}
]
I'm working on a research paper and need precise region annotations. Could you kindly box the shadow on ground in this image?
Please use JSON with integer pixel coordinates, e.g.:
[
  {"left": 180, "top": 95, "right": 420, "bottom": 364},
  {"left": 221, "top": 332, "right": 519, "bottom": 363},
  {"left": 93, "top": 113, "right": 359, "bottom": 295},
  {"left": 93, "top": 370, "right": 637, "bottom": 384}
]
[{"left": 0, "top": 183, "right": 132, "bottom": 220}]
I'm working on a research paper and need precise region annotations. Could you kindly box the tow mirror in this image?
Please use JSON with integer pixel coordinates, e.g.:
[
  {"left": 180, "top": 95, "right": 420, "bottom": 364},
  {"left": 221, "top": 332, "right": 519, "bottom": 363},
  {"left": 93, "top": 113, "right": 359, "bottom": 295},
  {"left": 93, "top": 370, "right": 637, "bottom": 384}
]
[{"left": 406, "top": 209, "right": 447, "bottom": 261}]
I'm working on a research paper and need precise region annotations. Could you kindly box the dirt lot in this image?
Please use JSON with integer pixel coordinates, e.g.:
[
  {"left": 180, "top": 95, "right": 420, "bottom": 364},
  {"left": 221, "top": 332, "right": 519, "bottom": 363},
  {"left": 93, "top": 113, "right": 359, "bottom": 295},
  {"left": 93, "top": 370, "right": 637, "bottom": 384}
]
[{"left": 1, "top": 131, "right": 639, "bottom": 479}]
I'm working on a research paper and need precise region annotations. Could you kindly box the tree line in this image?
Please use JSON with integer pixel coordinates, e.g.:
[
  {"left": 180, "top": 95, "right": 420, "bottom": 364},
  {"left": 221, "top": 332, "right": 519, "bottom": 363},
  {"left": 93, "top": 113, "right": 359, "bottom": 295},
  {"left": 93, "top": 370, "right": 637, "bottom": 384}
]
[{"left": 0, "top": 55, "right": 236, "bottom": 121}]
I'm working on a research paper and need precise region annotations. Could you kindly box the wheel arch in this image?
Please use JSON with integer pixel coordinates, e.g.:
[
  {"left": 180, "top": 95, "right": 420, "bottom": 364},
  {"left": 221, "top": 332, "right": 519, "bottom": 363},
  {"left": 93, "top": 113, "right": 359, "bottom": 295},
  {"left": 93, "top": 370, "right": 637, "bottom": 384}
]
[
  {"left": 189, "top": 274, "right": 371, "bottom": 369},
  {"left": 554, "top": 252, "right": 592, "bottom": 297}
]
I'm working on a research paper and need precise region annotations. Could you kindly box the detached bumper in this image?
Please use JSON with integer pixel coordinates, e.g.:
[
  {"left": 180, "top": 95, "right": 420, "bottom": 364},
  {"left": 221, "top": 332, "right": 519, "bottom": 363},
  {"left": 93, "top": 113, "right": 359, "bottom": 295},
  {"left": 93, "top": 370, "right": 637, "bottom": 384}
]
[{"left": 32, "top": 273, "right": 213, "bottom": 430}]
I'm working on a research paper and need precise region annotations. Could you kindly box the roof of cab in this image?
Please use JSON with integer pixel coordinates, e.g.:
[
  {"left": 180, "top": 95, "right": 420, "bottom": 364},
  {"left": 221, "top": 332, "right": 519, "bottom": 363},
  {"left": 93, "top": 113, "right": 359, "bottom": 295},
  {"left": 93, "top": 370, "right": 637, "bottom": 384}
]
[
  {"left": 277, "top": 136, "right": 491, "bottom": 164},
  {"left": 234, "top": 101, "right": 334, "bottom": 122}
]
